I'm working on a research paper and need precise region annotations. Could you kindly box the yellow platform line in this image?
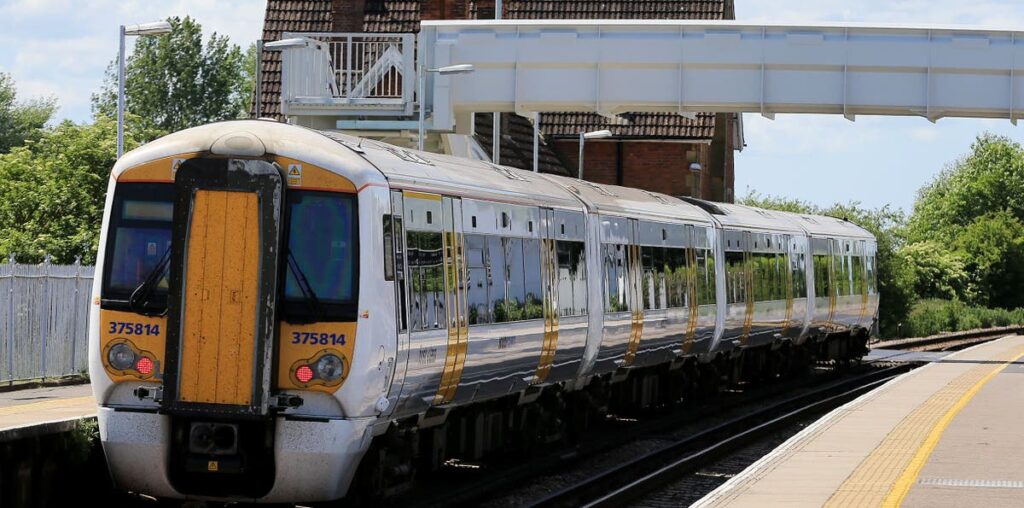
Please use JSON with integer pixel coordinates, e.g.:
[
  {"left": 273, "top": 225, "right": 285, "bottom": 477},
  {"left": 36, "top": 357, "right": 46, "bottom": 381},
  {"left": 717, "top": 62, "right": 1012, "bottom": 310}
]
[
  {"left": 884, "top": 347, "right": 1024, "bottom": 507},
  {"left": 825, "top": 342, "right": 1024, "bottom": 508},
  {"left": 0, "top": 396, "right": 95, "bottom": 417}
]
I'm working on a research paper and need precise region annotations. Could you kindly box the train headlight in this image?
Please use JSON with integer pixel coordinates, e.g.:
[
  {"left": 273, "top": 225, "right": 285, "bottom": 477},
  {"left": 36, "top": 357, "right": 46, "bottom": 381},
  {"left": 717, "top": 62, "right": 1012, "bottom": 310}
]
[
  {"left": 108, "top": 343, "right": 136, "bottom": 371},
  {"left": 316, "top": 354, "right": 344, "bottom": 382}
]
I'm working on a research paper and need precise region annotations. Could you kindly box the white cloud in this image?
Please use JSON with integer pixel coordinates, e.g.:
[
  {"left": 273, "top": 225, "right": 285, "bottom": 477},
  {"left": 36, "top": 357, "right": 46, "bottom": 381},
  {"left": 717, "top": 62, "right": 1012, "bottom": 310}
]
[{"left": 0, "top": 0, "right": 266, "bottom": 121}]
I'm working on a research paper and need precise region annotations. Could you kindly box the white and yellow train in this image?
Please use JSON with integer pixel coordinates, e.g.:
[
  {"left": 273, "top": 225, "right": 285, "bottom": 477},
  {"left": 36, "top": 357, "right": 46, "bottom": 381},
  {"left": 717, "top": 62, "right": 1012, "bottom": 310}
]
[{"left": 89, "top": 120, "right": 878, "bottom": 502}]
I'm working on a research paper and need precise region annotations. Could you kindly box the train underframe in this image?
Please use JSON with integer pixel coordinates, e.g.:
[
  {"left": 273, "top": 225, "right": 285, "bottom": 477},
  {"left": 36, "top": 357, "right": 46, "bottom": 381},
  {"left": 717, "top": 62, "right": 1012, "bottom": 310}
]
[{"left": 349, "top": 329, "right": 870, "bottom": 499}]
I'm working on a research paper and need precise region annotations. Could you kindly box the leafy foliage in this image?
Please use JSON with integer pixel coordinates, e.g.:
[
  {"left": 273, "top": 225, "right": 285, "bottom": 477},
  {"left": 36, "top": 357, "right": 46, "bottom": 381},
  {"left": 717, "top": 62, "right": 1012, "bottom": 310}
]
[
  {"left": 898, "top": 241, "right": 971, "bottom": 302},
  {"left": 952, "top": 211, "right": 1024, "bottom": 309},
  {"left": 902, "top": 299, "right": 1024, "bottom": 338},
  {"left": 907, "top": 134, "right": 1024, "bottom": 244},
  {"left": 0, "top": 73, "right": 57, "bottom": 153},
  {"left": 0, "top": 116, "right": 153, "bottom": 264},
  {"left": 91, "top": 16, "right": 252, "bottom": 136}
]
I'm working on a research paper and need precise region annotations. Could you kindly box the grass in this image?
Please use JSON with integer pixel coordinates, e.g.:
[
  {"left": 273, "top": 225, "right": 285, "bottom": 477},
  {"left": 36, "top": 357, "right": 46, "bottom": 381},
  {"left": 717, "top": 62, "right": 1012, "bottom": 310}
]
[{"left": 900, "top": 299, "right": 1024, "bottom": 338}]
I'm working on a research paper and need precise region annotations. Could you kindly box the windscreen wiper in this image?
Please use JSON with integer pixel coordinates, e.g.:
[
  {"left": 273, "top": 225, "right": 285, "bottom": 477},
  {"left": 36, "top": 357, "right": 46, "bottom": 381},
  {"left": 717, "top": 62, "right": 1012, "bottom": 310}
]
[
  {"left": 129, "top": 246, "right": 172, "bottom": 316},
  {"left": 286, "top": 250, "right": 324, "bottom": 322}
]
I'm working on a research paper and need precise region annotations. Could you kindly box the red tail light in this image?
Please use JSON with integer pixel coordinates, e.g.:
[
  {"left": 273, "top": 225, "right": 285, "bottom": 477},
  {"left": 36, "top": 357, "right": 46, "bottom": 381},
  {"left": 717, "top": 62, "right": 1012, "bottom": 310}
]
[
  {"left": 296, "top": 365, "right": 314, "bottom": 383},
  {"left": 136, "top": 356, "right": 154, "bottom": 375}
]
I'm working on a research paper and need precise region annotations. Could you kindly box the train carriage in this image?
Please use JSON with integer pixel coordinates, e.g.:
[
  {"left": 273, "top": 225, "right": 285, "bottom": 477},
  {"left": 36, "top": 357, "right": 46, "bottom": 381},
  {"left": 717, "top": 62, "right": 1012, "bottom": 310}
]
[{"left": 89, "top": 120, "right": 878, "bottom": 503}]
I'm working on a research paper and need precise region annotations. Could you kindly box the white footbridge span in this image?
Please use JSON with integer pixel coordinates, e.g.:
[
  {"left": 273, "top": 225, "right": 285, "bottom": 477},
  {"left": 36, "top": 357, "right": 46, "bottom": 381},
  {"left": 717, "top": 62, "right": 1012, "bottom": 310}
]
[{"left": 274, "top": 20, "right": 1024, "bottom": 135}]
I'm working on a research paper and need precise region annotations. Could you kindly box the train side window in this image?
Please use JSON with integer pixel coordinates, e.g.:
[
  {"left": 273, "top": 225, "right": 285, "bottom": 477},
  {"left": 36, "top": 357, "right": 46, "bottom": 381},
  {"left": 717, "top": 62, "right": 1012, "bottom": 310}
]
[
  {"left": 407, "top": 230, "right": 445, "bottom": 331},
  {"left": 556, "top": 241, "right": 587, "bottom": 317},
  {"left": 666, "top": 248, "right": 687, "bottom": 308},
  {"left": 523, "top": 239, "right": 544, "bottom": 320},
  {"left": 393, "top": 216, "right": 408, "bottom": 333},
  {"left": 486, "top": 236, "right": 509, "bottom": 322},
  {"left": 725, "top": 251, "right": 746, "bottom": 304},
  {"left": 695, "top": 248, "right": 716, "bottom": 306},
  {"left": 383, "top": 215, "right": 395, "bottom": 281},
  {"left": 503, "top": 237, "right": 527, "bottom": 321},
  {"left": 465, "top": 234, "right": 490, "bottom": 325},
  {"left": 604, "top": 244, "right": 629, "bottom": 312}
]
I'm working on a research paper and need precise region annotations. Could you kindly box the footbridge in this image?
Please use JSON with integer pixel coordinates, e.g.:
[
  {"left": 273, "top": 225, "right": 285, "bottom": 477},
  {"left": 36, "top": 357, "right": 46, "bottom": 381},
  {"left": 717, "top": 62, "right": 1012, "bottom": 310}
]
[{"left": 273, "top": 20, "right": 1024, "bottom": 134}]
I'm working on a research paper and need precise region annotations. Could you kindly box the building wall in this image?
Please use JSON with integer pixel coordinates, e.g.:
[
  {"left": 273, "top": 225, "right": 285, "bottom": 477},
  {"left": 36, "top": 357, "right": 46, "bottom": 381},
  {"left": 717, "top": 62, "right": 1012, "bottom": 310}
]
[{"left": 552, "top": 140, "right": 716, "bottom": 199}]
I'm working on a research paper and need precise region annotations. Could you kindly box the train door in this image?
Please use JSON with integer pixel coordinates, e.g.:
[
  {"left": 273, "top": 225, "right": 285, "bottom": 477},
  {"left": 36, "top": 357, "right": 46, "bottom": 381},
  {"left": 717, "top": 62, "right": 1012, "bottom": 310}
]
[
  {"left": 741, "top": 231, "right": 755, "bottom": 344},
  {"left": 433, "top": 197, "right": 469, "bottom": 405},
  {"left": 163, "top": 159, "right": 282, "bottom": 416},
  {"left": 383, "top": 191, "right": 410, "bottom": 414},
  {"left": 683, "top": 225, "right": 699, "bottom": 354},
  {"left": 534, "top": 208, "right": 559, "bottom": 384},
  {"left": 623, "top": 219, "right": 644, "bottom": 366},
  {"left": 781, "top": 234, "right": 795, "bottom": 336},
  {"left": 827, "top": 239, "right": 840, "bottom": 328}
]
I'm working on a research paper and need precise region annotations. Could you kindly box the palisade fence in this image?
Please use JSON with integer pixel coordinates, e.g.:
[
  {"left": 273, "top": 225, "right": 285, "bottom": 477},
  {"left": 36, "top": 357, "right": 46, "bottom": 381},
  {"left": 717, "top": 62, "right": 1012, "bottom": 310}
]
[{"left": 0, "top": 256, "right": 95, "bottom": 384}]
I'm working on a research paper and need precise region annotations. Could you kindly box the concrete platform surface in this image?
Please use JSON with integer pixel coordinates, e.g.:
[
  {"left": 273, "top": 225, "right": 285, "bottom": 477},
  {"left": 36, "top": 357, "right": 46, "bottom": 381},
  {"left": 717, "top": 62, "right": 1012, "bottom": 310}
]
[
  {"left": 0, "top": 384, "right": 95, "bottom": 442},
  {"left": 693, "top": 335, "right": 1024, "bottom": 508}
]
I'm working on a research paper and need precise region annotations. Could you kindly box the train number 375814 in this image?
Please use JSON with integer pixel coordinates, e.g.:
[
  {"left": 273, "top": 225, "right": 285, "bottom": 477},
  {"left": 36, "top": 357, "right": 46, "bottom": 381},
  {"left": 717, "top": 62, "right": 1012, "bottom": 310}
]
[
  {"left": 291, "top": 332, "right": 346, "bottom": 346},
  {"left": 109, "top": 321, "right": 160, "bottom": 336}
]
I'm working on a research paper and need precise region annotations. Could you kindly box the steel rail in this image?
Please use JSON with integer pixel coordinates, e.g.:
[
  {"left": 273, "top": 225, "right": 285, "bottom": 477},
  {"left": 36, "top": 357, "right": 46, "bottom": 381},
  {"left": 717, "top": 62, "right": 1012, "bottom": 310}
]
[{"left": 526, "top": 364, "right": 912, "bottom": 508}]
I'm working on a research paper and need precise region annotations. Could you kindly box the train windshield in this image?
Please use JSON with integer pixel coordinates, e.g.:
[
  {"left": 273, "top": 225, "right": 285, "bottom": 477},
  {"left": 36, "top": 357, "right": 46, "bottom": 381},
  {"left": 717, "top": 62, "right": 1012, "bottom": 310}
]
[
  {"left": 282, "top": 191, "right": 359, "bottom": 322},
  {"left": 102, "top": 183, "right": 175, "bottom": 309}
]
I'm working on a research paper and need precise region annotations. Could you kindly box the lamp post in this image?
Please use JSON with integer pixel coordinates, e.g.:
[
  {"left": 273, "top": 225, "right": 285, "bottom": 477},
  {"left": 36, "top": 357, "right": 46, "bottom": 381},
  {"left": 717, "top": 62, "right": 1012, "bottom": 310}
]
[
  {"left": 418, "top": 64, "right": 475, "bottom": 152},
  {"left": 689, "top": 162, "right": 703, "bottom": 198},
  {"left": 578, "top": 130, "right": 613, "bottom": 179},
  {"left": 117, "top": 21, "right": 173, "bottom": 158}
]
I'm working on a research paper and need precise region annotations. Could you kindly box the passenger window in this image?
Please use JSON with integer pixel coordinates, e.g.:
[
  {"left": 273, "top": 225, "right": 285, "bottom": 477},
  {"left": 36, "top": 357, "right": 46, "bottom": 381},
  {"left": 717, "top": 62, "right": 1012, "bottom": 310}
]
[
  {"left": 523, "top": 239, "right": 544, "bottom": 320},
  {"left": 504, "top": 238, "right": 527, "bottom": 320},
  {"left": 557, "top": 241, "right": 587, "bottom": 317},
  {"left": 465, "top": 234, "right": 490, "bottom": 325},
  {"left": 604, "top": 244, "right": 629, "bottom": 312},
  {"left": 725, "top": 251, "right": 746, "bottom": 304},
  {"left": 487, "top": 236, "right": 509, "bottom": 322},
  {"left": 406, "top": 230, "right": 445, "bottom": 331},
  {"left": 666, "top": 248, "right": 687, "bottom": 308},
  {"left": 696, "top": 248, "right": 715, "bottom": 306}
]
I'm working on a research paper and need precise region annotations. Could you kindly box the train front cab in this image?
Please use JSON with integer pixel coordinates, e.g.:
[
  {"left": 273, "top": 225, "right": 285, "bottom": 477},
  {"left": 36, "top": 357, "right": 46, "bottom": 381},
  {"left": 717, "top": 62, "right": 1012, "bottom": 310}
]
[{"left": 92, "top": 133, "right": 389, "bottom": 503}]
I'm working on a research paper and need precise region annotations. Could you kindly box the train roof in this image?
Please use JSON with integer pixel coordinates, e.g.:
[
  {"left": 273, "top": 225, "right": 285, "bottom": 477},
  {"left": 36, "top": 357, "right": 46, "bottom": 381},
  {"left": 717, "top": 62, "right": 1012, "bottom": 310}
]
[
  {"left": 541, "top": 174, "right": 714, "bottom": 225},
  {"left": 773, "top": 210, "right": 875, "bottom": 240},
  {"left": 682, "top": 199, "right": 803, "bottom": 233}
]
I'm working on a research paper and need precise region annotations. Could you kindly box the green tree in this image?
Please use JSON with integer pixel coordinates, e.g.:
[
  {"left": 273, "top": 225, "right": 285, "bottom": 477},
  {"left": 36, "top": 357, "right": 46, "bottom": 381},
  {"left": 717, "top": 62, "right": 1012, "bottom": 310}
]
[
  {"left": 898, "top": 241, "right": 971, "bottom": 302},
  {"left": 907, "top": 134, "right": 1024, "bottom": 244},
  {"left": 0, "top": 73, "right": 57, "bottom": 153},
  {"left": 91, "top": 16, "right": 252, "bottom": 136},
  {"left": 952, "top": 211, "right": 1024, "bottom": 309},
  {"left": 0, "top": 116, "right": 154, "bottom": 263}
]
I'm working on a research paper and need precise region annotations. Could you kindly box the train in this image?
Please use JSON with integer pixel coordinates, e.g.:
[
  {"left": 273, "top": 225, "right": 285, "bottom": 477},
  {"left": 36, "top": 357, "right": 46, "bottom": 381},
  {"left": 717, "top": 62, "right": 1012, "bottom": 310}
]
[{"left": 89, "top": 119, "right": 878, "bottom": 502}]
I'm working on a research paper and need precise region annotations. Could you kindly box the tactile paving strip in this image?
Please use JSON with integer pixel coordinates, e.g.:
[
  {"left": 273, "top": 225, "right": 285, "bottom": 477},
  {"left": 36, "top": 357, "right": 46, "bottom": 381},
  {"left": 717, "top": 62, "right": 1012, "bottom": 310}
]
[{"left": 824, "top": 343, "right": 1024, "bottom": 507}]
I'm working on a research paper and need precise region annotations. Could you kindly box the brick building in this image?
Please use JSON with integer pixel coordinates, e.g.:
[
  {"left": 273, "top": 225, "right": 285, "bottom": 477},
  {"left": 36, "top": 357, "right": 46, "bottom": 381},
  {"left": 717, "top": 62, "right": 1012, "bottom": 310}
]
[{"left": 257, "top": 0, "right": 743, "bottom": 202}]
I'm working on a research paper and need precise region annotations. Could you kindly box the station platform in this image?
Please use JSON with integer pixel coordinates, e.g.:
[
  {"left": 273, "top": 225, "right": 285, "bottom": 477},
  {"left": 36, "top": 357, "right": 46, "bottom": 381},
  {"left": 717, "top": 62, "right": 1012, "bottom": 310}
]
[
  {"left": 0, "top": 384, "right": 95, "bottom": 442},
  {"left": 693, "top": 334, "right": 1024, "bottom": 508}
]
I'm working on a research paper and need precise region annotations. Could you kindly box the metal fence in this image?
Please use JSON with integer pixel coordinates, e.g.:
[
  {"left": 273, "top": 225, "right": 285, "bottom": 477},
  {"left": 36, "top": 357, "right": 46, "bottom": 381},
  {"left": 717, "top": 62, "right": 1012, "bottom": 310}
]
[{"left": 0, "top": 257, "right": 94, "bottom": 384}]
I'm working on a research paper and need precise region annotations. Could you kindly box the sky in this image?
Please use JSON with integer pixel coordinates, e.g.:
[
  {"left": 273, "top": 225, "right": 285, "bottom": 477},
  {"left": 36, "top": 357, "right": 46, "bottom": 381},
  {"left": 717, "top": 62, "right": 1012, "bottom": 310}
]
[{"left": 1, "top": 0, "right": 1023, "bottom": 212}]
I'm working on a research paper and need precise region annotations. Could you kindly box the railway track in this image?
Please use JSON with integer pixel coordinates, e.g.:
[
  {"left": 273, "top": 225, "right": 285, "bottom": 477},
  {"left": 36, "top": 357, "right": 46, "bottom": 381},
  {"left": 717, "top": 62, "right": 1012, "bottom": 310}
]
[
  {"left": 385, "top": 359, "right": 913, "bottom": 508},
  {"left": 872, "top": 327, "right": 1024, "bottom": 352},
  {"left": 522, "top": 363, "right": 912, "bottom": 508}
]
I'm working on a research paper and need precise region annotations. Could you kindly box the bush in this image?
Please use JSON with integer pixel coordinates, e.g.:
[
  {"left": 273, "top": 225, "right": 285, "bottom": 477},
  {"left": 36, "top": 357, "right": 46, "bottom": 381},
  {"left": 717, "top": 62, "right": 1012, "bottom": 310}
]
[{"left": 900, "top": 299, "right": 1024, "bottom": 338}]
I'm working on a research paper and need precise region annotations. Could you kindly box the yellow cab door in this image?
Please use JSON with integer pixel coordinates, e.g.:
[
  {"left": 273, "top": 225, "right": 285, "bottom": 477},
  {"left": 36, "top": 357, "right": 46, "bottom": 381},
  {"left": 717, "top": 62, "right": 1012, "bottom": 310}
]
[{"left": 163, "top": 159, "right": 283, "bottom": 416}]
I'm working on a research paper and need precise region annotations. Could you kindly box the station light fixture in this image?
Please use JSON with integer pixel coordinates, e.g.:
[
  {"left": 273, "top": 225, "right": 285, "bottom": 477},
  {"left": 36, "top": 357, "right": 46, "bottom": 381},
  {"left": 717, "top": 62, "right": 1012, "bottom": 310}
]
[
  {"left": 265, "top": 38, "right": 313, "bottom": 50},
  {"left": 419, "top": 64, "right": 476, "bottom": 151},
  {"left": 117, "top": 19, "right": 175, "bottom": 158}
]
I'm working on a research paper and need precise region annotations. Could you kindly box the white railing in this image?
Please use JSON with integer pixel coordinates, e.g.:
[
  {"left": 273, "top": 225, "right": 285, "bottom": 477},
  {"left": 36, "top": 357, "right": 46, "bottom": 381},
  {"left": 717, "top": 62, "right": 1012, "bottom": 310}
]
[{"left": 279, "top": 32, "right": 415, "bottom": 115}]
